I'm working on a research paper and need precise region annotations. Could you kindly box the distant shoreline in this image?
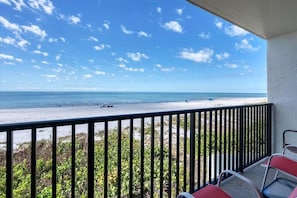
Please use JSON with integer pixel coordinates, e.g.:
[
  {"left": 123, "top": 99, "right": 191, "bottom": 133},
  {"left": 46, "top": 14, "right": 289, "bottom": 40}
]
[{"left": 0, "top": 97, "right": 267, "bottom": 124}]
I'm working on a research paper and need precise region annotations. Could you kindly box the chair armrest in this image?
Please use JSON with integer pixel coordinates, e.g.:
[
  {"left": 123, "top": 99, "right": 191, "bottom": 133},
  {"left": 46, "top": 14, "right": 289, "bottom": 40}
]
[{"left": 218, "top": 170, "right": 263, "bottom": 198}]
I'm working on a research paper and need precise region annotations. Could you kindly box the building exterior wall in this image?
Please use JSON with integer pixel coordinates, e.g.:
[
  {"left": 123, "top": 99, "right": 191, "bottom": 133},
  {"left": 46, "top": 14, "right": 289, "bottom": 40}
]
[{"left": 268, "top": 31, "right": 297, "bottom": 152}]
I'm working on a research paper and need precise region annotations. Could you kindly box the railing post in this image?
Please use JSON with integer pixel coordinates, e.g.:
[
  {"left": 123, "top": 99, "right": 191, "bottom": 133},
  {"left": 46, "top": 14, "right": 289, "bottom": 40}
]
[
  {"left": 239, "top": 107, "right": 244, "bottom": 173},
  {"left": 267, "top": 104, "right": 272, "bottom": 156},
  {"left": 6, "top": 130, "right": 13, "bottom": 198},
  {"left": 88, "top": 122, "right": 95, "bottom": 198},
  {"left": 189, "top": 112, "right": 195, "bottom": 193}
]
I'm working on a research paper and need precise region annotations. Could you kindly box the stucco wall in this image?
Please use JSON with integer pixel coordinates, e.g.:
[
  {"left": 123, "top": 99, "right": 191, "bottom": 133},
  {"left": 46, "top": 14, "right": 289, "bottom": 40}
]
[{"left": 267, "top": 31, "right": 297, "bottom": 152}]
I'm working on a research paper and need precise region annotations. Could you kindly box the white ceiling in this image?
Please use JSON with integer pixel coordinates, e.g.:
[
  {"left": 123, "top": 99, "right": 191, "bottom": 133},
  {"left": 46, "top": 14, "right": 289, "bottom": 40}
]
[{"left": 187, "top": 0, "right": 297, "bottom": 39}]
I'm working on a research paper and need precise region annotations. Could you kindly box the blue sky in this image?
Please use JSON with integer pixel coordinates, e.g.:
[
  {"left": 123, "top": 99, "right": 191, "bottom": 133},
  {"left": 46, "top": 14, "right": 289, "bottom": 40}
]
[{"left": 0, "top": 0, "right": 267, "bottom": 93}]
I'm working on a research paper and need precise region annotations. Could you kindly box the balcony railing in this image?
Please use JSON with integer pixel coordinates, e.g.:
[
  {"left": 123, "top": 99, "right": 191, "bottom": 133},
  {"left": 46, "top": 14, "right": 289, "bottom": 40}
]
[{"left": 0, "top": 103, "right": 272, "bottom": 197}]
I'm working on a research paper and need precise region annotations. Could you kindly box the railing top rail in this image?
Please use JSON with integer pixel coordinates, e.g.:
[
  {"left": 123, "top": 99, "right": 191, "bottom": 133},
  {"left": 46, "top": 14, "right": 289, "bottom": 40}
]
[{"left": 0, "top": 103, "right": 272, "bottom": 131}]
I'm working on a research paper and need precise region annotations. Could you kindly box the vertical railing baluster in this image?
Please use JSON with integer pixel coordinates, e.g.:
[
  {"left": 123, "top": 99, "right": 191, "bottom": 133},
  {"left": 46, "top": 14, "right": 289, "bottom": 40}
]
[
  {"left": 219, "top": 110, "right": 222, "bottom": 175},
  {"left": 183, "top": 113, "right": 187, "bottom": 192},
  {"left": 242, "top": 107, "right": 246, "bottom": 167},
  {"left": 227, "top": 109, "right": 231, "bottom": 170},
  {"left": 236, "top": 108, "right": 240, "bottom": 170},
  {"left": 117, "top": 120, "right": 122, "bottom": 198},
  {"left": 52, "top": 126, "right": 57, "bottom": 197},
  {"left": 197, "top": 112, "right": 201, "bottom": 189},
  {"left": 6, "top": 129, "right": 13, "bottom": 198},
  {"left": 256, "top": 106, "right": 259, "bottom": 160},
  {"left": 253, "top": 106, "right": 257, "bottom": 160},
  {"left": 150, "top": 117, "right": 155, "bottom": 198},
  {"left": 208, "top": 111, "right": 212, "bottom": 183},
  {"left": 160, "top": 116, "right": 164, "bottom": 198},
  {"left": 168, "top": 115, "right": 172, "bottom": 197},
  {"left": 239, "top": 108, "right": 244, "bottom": 172},
  {"left": 88, "top": 122, "right": 95, "bottom": 198},
  {"left": 140, "top": 117, "right": 145, "bottom": 197},
  {"left": 214, "top": 110, "right": 218, "bottom": 183},
  {"left": 176, "top": 114, "right": 180, "bottom": 195},
  {"left": 231, "top": 108, "right": 235, "bottom": 170},
  {"left": 247, "top": 107, "right": 251, "bottom": 166},
  {"left": 168, "top": 114, "right": 172, "bottom": 197},
  {"left": 189, "top": 112, "right": 195, "bottom": 193},
  {"left": 31, "top": 128, "right": 37, "bottom": 197},
  {"left": 267, "top": 104, "right": 272, "bottom": 156},
  {"left": 104, "top": 121, "right": 108, "bottom": 198},
  {"left": 203, "top": 111, "right": 207, "bottom": 186},
  {"left": 260, "top": 106, "right": 264, "bottom": 158},
  {"left": 129, "top": 119, "right": 133, "bottom": 197},
  {"left": 71, "top": 124, "right": 76, "bottom": 198},
  {"left": 223, "top": 109, "right": 227, "bottom": 172}
]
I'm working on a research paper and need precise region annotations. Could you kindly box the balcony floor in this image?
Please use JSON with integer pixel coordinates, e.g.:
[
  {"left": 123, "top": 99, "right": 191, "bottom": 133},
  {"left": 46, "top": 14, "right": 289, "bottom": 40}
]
[{"left": 219, "top": 158, "right": 269, "bottom": 197}]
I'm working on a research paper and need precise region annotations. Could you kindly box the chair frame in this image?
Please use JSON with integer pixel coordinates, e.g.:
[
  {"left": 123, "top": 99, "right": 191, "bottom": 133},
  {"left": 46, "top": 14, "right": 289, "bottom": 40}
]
[{"left": 177, "top": 170, "right": 262, "bottom": 198}]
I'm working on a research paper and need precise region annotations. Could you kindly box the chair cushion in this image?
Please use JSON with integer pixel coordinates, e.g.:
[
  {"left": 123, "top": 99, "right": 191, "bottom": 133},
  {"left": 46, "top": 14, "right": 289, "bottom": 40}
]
[
  {"left": 262, "top": 178, "right": 297, "bottom": 198},
  {"left": 192, "top": 184, "right": 231, "bottom": 198}
]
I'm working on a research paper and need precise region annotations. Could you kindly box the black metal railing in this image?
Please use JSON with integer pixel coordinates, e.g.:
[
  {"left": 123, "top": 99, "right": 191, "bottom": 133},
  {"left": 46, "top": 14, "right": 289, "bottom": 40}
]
[{"left": 0, "top": 103, "right": 272, "bottom": 197}]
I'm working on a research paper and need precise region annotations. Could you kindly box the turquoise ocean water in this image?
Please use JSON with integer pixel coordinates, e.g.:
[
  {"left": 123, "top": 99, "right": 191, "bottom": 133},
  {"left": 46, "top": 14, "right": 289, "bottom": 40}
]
[{"left": 0, "top": 91, "right": 266, "bottom": 109}]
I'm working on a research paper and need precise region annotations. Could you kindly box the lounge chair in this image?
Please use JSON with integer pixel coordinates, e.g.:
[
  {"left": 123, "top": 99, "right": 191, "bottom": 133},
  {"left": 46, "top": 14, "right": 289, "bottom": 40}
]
[
  {"left": 261, "top": 153, "right": 297, "bottom": 198},
  {"left": 177, "top": 170, "right": 262, "bottom": 198}
]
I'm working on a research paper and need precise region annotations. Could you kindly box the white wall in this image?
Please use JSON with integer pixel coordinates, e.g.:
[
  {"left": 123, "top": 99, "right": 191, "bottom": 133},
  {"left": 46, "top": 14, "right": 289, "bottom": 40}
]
[{"left": 268, "top": 31, "right": 297, "bottom": 152}]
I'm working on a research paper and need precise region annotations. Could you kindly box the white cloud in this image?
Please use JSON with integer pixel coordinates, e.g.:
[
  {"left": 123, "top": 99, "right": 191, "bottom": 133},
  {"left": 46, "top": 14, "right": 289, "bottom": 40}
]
[
  {"left": 235, "top": 39, "right": 259, "bottom": 51},
  {"left": 116, "top": 57, "right": 128, "bottom": 63},
  {"left": 198, "top": 32, "right": 211, "bottom": 39},
  {"left": 127, "top": 52, "right": 149, "bottom": 62},
  {"left": 0, "top": 53, "right": 22, "bottom": 62},
  {"left": 0, "top": 16, "right": 21, "bottom": 32},
  {"left": 224, "top": 25, "right": 249, "bottom": 36},
  {"left": 138, "top": 31, "right": 151, "bottom": 38},
  {"left": 103, "top": 21, "right": 110, "bottom": 30},
  {"left": 0, "top": 53, "right": 14, "bottom": 60},
  {"left": 176, "top": 8, "right": 184, "bottom": 15},
  {"left": 83, "top": 74, "right": 92, "bottom": 78},
  {"left": 33, "top": 65, "right": 41, "bottom": 69},
  {"left": 17, "top": 38, "right": 30, "bottom": 48},
  {"left": 155, "top": 64, "right": 175, "bottom": 72},
  {"left": 216, "top": 52, "right": 230, "bottom": 60},
  {"left": 42, "top": 74, "right": 58, "bottom": 81},
  {"left": 28, "top": 0, "right": 54, "bottom": 15},
  {"left": 94, "top": 44, "right": 110, "bottom": 51},
  {"left": 0, "top": 36, "right": 29, "bottom": 50},
  {"left": 162, "top": 21, "right": 183, "bottom": 33},
  {"left": 59, "top": 37, "right": 65, "bottom": 42},
  {"left": 118, "top": 64, "right": 144, "bottom": 72},
  {"left": 214, "top": 19, "right": 223, "bottom": 29},
  {"left": 95, "top": 70, "right": 106, "bottom": 75},
  {"left": 0, "top": 0, "right": 11, "bottom": 5},
  {"left": 225, "top": 63, "right": 238, "bottom": 69},
  {"left": 0, "top": 36, "right": 16, "bottom": 45},
  {"left": 41, "top": 60, "right": 49, "bottom": 64},
  {"left": 22, "top": 24, "right": 47, "bottom": 40},
  {"left": 10, "top": 0, "right": 27, "bottom": 11},
  {"left": 157, "top": 7, "right": 162, "bottom": 13},
  {"left": 121, "top": 25, "right": 134, "bottom": 34},
  {"left": 68, "top": 15, "right": 81, "bottom": 24},
  {"left": 179, "top": 48, "right": 214, "bottom": 63},
  {"left": 33, "top": 50, "right": 48, "bottom": 56},
  {"left": 55, "top": 54, "right": 61, "bottom": 61},
  {"left": 88, "top": 36, "right": 98, "bottom": 42}
]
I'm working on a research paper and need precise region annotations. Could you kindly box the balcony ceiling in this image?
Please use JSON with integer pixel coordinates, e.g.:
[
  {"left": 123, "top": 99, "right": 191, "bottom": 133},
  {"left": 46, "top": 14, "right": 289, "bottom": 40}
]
[{"left": 187, "top": 0, "right": 297, "bottom": 39}]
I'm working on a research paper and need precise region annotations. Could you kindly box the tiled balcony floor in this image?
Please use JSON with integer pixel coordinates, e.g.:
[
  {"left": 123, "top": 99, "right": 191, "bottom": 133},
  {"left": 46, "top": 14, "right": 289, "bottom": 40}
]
[{"left": 219, "top": 158, "right": 270, "bottom": 197}]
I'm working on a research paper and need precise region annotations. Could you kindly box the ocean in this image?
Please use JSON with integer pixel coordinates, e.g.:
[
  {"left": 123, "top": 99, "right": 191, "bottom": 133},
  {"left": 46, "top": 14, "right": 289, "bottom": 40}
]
[{"left": 0, "top": 91, "right": 266, "bottom": 109}]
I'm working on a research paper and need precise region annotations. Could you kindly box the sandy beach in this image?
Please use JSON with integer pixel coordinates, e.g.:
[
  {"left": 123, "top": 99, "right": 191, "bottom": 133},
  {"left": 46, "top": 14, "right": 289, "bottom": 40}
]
[
  {"left": 0, "top": 97, "right": 267, "bottom": 148},
  {"left": 0, "top": 97, "right": 267, "bottom": 124}
]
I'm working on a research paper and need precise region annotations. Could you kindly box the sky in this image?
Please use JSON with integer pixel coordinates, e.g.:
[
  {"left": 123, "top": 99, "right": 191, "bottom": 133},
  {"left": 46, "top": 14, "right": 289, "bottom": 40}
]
[{"left": 0, "top": 0, "right": 267, "bottom": 93}]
